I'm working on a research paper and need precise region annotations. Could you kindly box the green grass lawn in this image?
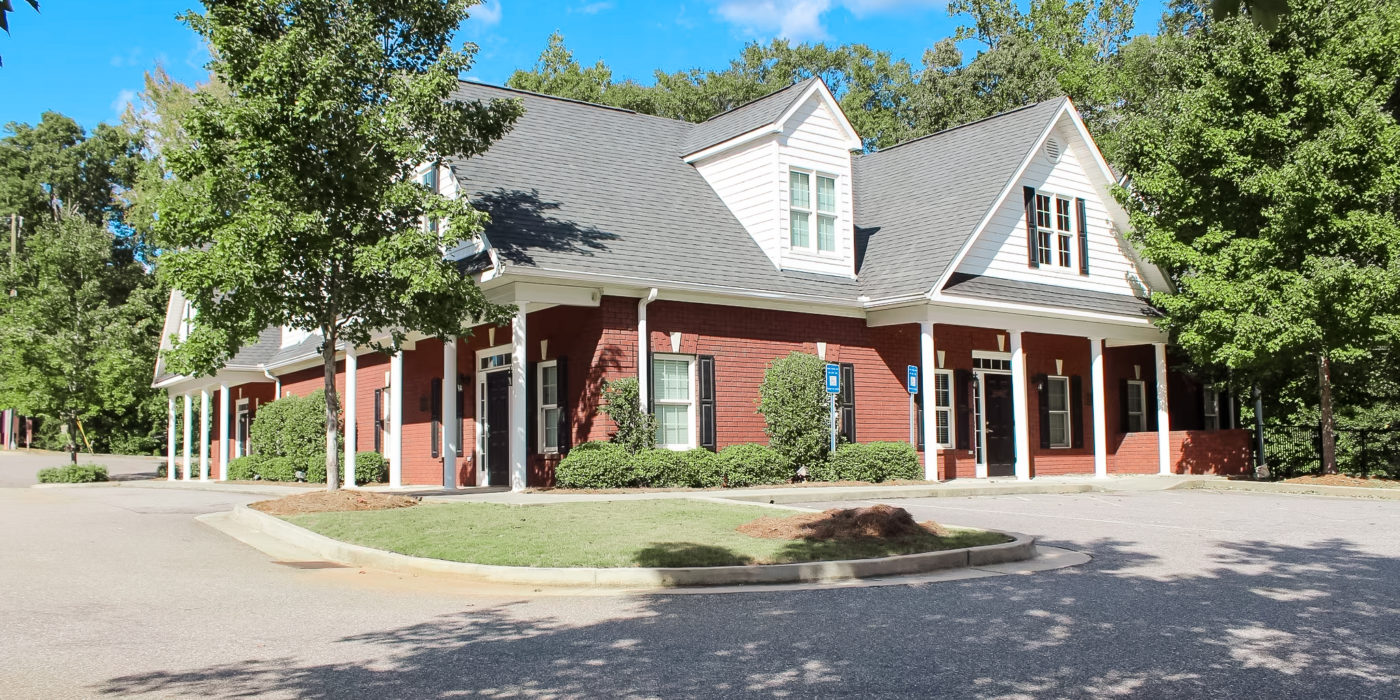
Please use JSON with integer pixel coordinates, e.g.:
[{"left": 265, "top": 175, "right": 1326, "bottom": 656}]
[{"left": 285, "top": 500, "right": 1009, "bottom": 568}]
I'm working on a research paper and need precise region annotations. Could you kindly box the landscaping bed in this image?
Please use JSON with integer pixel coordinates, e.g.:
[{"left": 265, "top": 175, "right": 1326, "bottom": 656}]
[
  {"left": 281, "top": 500, "right": 1008, "bottom": 568},
  {"left": 1282, "top": 474, "right": 1400, "bottom": 490},
  {"left": 250, "top": 490, "right": 419, "bottom": 516}
]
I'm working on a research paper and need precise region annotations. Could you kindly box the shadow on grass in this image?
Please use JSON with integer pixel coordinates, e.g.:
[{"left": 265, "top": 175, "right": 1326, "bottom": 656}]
[{"left": 633, "top": 542, "right": 753, "bottom": 567}]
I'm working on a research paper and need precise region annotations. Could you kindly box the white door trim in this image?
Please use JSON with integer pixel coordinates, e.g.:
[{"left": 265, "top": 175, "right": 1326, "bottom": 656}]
[{"left": 475, "top": 343, "right": 514, "bottom": 487}]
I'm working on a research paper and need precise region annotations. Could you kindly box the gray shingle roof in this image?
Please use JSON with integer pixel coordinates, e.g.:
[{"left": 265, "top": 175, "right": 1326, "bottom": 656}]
[
  {"left": 680, "top": 78, "right": 816, "bottom": 156},
  {"left": 853, "top": 98, "right": 1067, "bottom": 300},
  {"left": 226, "top": 326, "right": 284, "bottom": 369},
  {"left": 941, "top": 273, "right": 1157, "bottom": 318},
  {"left": 450, "top": 81, "right": 860, "bottom": 303}
]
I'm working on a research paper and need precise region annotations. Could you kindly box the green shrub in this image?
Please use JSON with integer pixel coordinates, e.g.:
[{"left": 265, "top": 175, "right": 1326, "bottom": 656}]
[
  {"left": 813, "top": 442, "right": 921, "bottom": 483},
  {"left": 556, "top": 441, "right": 632, "bottom": 488},
  {"left": 630, "top": 449, "right": 687, "bottom": 487},
  {"left": 716, "top": 443, "right": 793, "bottom": 487},
  {"left": 249, "top": 390, "right": 339, "bottom": 461},
  {"left": 226, "top": 455, "right": 265, "bottom": 481},
  {"left": 597, "top": 377, "right": 656, "bottom": 454},
  {"left": 257, "top": 456, "right": 299, "bottom": 482},
  {"left": 305, "top": 453, "right": 328, "bottom": 484},
  {"left": 757, "top": 351, "right": 832, "bottom": 471},
  {"left": 674, "top": 448, "right": 724, "bottom": 488},
  {"left": 36, "top": 464, "right": 108, "bottom": 483},
  {"left": 354, "top": 451, "right": 387, "bottom": 484}
]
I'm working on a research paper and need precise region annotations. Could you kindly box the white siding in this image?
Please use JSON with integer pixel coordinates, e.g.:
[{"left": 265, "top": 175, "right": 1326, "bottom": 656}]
[
  {"left": 955, "top": 119, "right": 1150, "bottom": 297},
  {"left": 693, "top": 135, "right": 782, "bottom": 267},
  {"left": 775, "top": 95, "right": 856, "bottom": 278}
]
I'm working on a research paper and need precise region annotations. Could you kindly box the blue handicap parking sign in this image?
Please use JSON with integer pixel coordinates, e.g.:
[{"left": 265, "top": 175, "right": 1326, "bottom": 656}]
[
  {"left": 825, "top": 363, "right": 841, "bottom": 394},
  {"left": 907, "top": 365, "right": 919, "bottom": 394}
]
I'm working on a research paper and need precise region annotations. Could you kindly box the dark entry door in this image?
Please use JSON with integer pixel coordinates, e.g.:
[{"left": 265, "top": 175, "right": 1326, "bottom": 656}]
[
  {"left": 236, "top": 406, "right": 250, "bottom": 456},
  {"left": 983, "top": 374, "right": 1016, "bottom": 476},
  {"left": 485, "top": 370, "right": 511, "bottom": 487}
]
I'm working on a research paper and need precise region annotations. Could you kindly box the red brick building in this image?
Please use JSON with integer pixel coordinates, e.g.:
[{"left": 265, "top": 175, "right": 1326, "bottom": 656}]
[{"left": 153, "top": 79, "right": 1251, "bottom": 489}]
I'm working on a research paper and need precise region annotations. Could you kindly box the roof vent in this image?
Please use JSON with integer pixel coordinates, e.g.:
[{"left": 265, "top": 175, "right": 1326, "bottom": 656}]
[{"left": 1044, "top": 138, "right": 1062, "bottom": 163}]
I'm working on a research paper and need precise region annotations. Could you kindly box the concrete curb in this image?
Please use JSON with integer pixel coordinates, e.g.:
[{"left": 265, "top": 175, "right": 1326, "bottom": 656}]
[
  {"left": 717, "top": 482, "right": 1099, "bottom": 505},
  {"left": 219, "top": 504, "right": 1035, "bottom": 588},
  {"left": 1172, "top": 479, "right": 1400, "bottom": 500}
]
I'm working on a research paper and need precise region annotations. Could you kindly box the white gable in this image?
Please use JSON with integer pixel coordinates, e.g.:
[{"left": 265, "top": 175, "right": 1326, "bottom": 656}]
[
  {"left": 692, "top": 83, "right": 860, "bottom": 279},
  {"left": 951, "top": 114, "right": 1164, "bottom": 298}
]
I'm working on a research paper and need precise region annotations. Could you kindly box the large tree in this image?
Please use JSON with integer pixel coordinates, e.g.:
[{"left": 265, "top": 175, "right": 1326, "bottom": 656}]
[
  {"left": 0, "top": 0, "right": 39, "bottom": 67},
  {"left": 1115, "top": 0, "right": 1400, "bottom": 474},
  {"left": 156, "top": 0, "right": 521, "bottom": 490}
]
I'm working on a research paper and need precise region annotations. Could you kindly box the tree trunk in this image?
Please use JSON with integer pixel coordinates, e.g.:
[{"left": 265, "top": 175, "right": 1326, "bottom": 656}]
[
  {"left": 1318, "top": 352, "right": 1338, "bottom": 475},
  {"left": 67, "top": 415, "right": 78, "bottom": 464},
  {"left": 321, "top": 329, "right": 341, "bottom": 491}
]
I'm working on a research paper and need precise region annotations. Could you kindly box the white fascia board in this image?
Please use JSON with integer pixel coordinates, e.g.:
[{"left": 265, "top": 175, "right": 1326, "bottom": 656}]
[
  {"left": 774, "top": 79, "right": 864, "bottom": 151},
  {"left": 683, "top": 125, "right": 783, "bottom": 164},
  {"left": 501, "top": 264, "right": 865, "bottom": 313},
  {"left": 930, "top": 292, "right": 1163, "bottom": 334},
  {"left": 926, "top": 99, "right": 1067, "bottom": 299}
]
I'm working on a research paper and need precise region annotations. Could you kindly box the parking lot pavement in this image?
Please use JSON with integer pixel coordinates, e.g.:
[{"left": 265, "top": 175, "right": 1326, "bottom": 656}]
[
  {"left": 2, "top": 486, "right": 1397, "bottom": 698},
  {"left": 0, "top": 450, "right": 163, "bottom": 487}
]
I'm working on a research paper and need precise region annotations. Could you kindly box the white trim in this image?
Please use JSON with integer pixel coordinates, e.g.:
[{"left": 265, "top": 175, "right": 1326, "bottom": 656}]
[
  {"left": 774, "top": 79, "right": 864, "bottom": 151},
  {"left": 235, "top": 397, "right": 250, "bottom": 459},
  {"left": 651, "top": 353, "right": 697, "bottom": 450},
  {"left": 785, "top": 168, "right": 840, "bottom": 254},
  {"left": 919, "top": 322, "right": 938, "bottom": 479},
  {"left": 1126, "top": 379, "right": 1147, "bottom": 432},
  {"left": 972, "top": 350, "right": 1013, "bottom": 361},
  {"left": 932, "top": 369, "right": 955, "bottom": 449},
  {"left": 1154, "top": 342, "right": 1171, "bottom": 475},
  {"left": 1046, "top": 375, "right": 1072, "bottom": 449},
  {"left": 388, "top": 350, "right": 404, "bottom": 488},
  {"left": 218, "top": 383, "right": 230, "bottom": 481},
  {"left": 1009, "top": 331, "right": 1031, "bottom": 481},
  {"left": 536, "top": 360, "right": 561, "bottom": 455},
  {"left": 1090, "top": 338, "right": 1108, "bottom": 478},
  {"left": 166, "top": 393, "right": 177, "bottom": 481},
  {"left": 510, "top": 304, "right": 529, "bottom": 491}
]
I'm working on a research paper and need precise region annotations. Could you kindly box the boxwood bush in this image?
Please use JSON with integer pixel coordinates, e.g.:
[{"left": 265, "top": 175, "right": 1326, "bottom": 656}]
[
  {"left": 674, "top": 448, "right": 724, "bottom": 488},
  {"left": 249, "top": 390, "right": 338, "bottom": 462},
  {"left": 716, "top": 443, "right": 793, "bottom": 487},
  {"left": 354, "top": 451, "right": 388, "bottom": 484},
  {"left": 226, "top": 455, "right": 264, "bottom": 481},
  {"left": 555, "top": 441, "right": 632, "bottom": 488},
  {"left": 37, "top": 464, "right": 108, "bottom": 483},
  {"left": 812, "top": 442, "right": 921, "bottom": 483},
  {"left": 257, "top": 456, "right": 299, "bottom": 482},
  {"left": 630, "top": 448, "right": 686, "bottom": 487}
]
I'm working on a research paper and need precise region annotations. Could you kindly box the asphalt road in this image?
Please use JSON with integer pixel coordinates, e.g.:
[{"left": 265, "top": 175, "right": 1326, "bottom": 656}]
[
  {"left": 1, "top": 482, "right": 1396, "bottom": 699},
  {"left": 0, "top": 450, "right": 163, "bottom": 487}
]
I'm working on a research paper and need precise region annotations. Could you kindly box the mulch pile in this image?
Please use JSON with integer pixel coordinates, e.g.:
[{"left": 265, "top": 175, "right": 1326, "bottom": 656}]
[
  {"left": 737, "top": 504, "right": 945, "bottom": 541},
  {"left": 1283, "top": 474, "right": 1400, "bottom": 490},
  {"left": 249, "top": 491, "right": 419, "bottom": 516}
]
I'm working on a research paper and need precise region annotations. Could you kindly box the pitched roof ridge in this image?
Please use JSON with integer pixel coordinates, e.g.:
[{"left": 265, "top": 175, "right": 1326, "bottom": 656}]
[
  {"left": 454, "top": 79, "right": 687, "bottom": 126},
  {"left": 861, "top": 96, "right": 1067, "bottom": 158},
  {"left": 695, "top": 76, "right": 817, "bottom": 125}
]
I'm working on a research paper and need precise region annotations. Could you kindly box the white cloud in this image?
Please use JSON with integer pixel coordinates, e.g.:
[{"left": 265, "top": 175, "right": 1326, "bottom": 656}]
[
  {"left": 472, "top": 1, "right": 503, "bottom": 26},
  {"left": 111, "top": 89, "right": 137, "bottom": 118},
  {"left": 570, "top": 1, "right": 614, "bottom": 14},
  {"left": 713, "top": 0, "right": 944, "bottom": 40},
  {"left": 109, "top": 48, "right": 144, "bottom": 68}
]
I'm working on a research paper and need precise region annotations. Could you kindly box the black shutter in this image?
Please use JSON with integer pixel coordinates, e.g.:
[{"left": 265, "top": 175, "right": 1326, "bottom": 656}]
[
  {"left": 373, "top": 389, "right": 383, "bottom": 453},
  {"left": 1071, "top": 375, "right": 1084, "bottom": 448},
  {"left": 456, "top": 374, "right": 467, "bottom": 457},
  {"left": 1146, "top": 376, "right": 1159, "bottom": 432},
  {"left": 1024, "top": 186, "right": 1039, "bottom": 268},
  {"left": 955, "top": 369, "right": 972, "bottom": 450},
  {"left": 1119, "top": 379, "right": 1131, "bottom": 433},
  {"left": 1036, "top": 374, "right": 1050, "bottom": 449},
  {"left": 527, "top": 361, "right": 538, "bottom": 455},
  {"left": 430, "top": 378, "right": 442, "bottom": 458},
  {"left": 1076, "top": 197, "right": 1090, "bottom": 275},
  {"left": 698, "top": 355, "right": 716, "bottom": 451},
  {"left": 557, "top": 359, "right": 572, "bottom": 454},
  {"left": 1220, "top": 387, "right": 1233, "bottom": 430},
  {"left": 915, "top": 387, "right": 925, "bottom": 451},
  {"left": 838, "top": 363, "right": 856, "bottom": 444}
]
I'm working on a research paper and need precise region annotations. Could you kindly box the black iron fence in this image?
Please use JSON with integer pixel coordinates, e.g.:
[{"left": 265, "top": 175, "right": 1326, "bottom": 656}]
[{"left": 1265, "top": 423, "right": 1400, "bottom": 479}]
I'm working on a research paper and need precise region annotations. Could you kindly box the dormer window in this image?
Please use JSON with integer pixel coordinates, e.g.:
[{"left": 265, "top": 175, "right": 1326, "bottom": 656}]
[
  {"left": 789, "top": 169, "right": 837, "bottom": 253},
  {"left": 1034, "top": 192, "right": 1074, "bottom": 269},
  {"left": 422, "top": 167, "right": 440, "bottom": 234}
]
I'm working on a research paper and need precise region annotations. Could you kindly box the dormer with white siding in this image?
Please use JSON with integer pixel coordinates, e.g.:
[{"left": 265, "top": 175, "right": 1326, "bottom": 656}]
[{"left": 685, "top": 79, "right": 863, "bottom": 279}]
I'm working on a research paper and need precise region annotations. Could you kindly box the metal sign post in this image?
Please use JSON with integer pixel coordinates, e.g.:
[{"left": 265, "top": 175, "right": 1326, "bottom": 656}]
[
  {"left": 825, "top": 363, "right": 841, "bottom": 452},
  {"left": 906, "top": 365, "right": 919, "bottom": 446}
]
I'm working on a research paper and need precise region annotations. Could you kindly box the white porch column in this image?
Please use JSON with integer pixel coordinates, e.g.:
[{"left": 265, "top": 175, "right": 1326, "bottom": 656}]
[
  {"left": 1090, "top": 338, "right": 1108, "bottom": 478},
  {"left": 1154, "top": 341, "right": 1172, "bottom": 475},
  {"left": 166, "top": 393, "right": 176, "bottom": 481},
  {"left": 218, "top": 383, "right": 230, "bottom": 480},
  {"left": 343, "top": 346, "right": 358, "bottom": 489},
  {"left": 199, "top": 389, "right": 210, "bottom": 480},
  {"left": 1009, "top": 330, "right": 1032, "bottom": 481},
  {"left": 442, "top": 336, "right": 458, "bottom": 489},
  {"left": 181, "top": 393, "right": 192, "bottom": 480},
  {"left": 919, "top": 321, "right": 939, "bottom": 480},
  {"left": 388, "top": 349, "right": 404, "bottom": 487},
  {"left": 510, "top": 304, "right": 529, "bottom": 492}
]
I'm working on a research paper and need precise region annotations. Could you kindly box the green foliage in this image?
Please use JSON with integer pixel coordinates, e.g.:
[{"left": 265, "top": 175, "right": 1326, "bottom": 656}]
[
  {"left": 715, "top": 443, "right": 793, "bottom": 487},
  {"left": 249, "top": 391, "right": 337, "bottom": 461},
  {"left": 305, "top": 453, "right": 328, "bottom": 484},
  {"left": 36, "top": 464, "right": 108, "bottom": 483},
  {"left": 757, "top": 352, "right": 831, "bottom": 470},
  {"left": 674, "top": 448, "right": 725, "bottom": 488},
  {"left": 156, "top": 0, "right": 521, "bottom": 490},
  {"left": 597, "top": 377, "right": 656, "bottom": 454},
  {"left": 257, "top": 456, "right": 299, "bottom": 482},
  {"left": 555, "top": 441, "right": 631, "bottom": 488},
  {"left": 812, "top": 442, "right": 923, "bottom": 483},
  {"left": 354, "top": 451, "right": 388, "bottom": 485},
  {"left": 226, "top": 455, "right": 263, "bottom": 481},
  {"left": 629, "top": 448, "right": 686, "bottom": 488}
]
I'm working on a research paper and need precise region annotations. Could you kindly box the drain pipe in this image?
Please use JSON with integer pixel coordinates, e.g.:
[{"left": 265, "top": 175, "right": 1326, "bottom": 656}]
[
  {"left": 637, "top": 288, "right": 659, "bottom": 413},
  {"left": 262, "top": 365, "right": 281, "bottom": 399}
]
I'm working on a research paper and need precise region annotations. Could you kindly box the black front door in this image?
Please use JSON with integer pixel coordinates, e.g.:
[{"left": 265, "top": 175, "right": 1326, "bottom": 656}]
[
  {"left": 236, "top": 406, "right": 250, "bottom": 456},
  {"left": 485, "top": 370, "right": 511, "bottom": 486},
  {"left": 983, "top": 373, "right": 1016, "bottom": 477}
]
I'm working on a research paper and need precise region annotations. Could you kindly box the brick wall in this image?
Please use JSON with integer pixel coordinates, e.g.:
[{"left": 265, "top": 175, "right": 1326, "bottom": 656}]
[{"left": 1111, "top": 429, "right": 1253, "bottom": 475}]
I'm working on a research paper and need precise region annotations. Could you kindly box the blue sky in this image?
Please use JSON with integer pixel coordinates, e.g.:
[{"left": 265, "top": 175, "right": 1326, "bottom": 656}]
[{"left": 0, "top": 1, "right": 1169, "bottom": 132}]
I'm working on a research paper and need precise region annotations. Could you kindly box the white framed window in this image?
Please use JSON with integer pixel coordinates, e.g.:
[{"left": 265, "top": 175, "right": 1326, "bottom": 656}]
[
  {"left": 1034, "top": 194, "right": 1053, "bottom": 265},
  {"left": 537, "top": 361, "right": 560, "bottom": 453},
  {"left": 933, "top": 370, "right": 954, "bottom": 448},
  {"left": 1126, "top": 380, "right": 1146, "bottom": 432},
  {"left": 1203, "top": 387, "right": 1220, "bottom": 431},
  {"left": 652, "top": 354, "right": 696, "bottom": 449},
  {"left": 789, "top": 169, "right": 837, "bottom": 253},
  {"left": 1055, "top": 197, "right": 1073, "bottom": 268},
  {"left": 1047, "top": 376, "right": 1071, "bottom": 448}
]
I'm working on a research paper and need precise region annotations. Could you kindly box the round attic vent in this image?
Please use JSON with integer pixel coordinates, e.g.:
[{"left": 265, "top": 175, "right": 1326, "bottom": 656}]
[{"left": 1044, "top": 137, "right": 1063, "bottom": 163}]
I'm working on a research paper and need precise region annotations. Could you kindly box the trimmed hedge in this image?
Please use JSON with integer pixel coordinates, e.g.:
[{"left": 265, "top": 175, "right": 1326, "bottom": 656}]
[
  {"left": 258, "top": 456, "right": 299, "bottom": 482},
  {"left": 556, "top": 442, "right": 632, "bottom": 488},
  {"left": 226, "top": 455, "right": 264, "bottom": 481},
  {"left": 354, "top": 451, "right": 388, "bottom": 485},
  {"left": 249, "top": 390, "right": 338, "bottom": 462},
  {"left": 630, "top": 448, "right": 686, "bottom": 487},
  {"left": 716, "top": 443, "right": 794, "bottom": 487},
  {"left": 37, "top": 464, "right": 108, "bottom": 483},
  {"left": 811, "top": 442, "right": 922, "bottom": 483},
  {"left": 675, "top": 448, "right": 724, "bottom": 488}
]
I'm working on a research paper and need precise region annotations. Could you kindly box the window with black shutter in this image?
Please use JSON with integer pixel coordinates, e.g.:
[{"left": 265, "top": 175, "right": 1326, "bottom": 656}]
[
  {"left": 955, "top": 369, "right": 973, "bottom": 450},
  {"left": 1076, "top": 197, "right": 1090, "bottom": 275},
  {"left": 698, "top": 355, "right": 716, "bottom": 451},
  {"left": 1024, "top": 186, "right": 1040, "bottom": 268},
  {"left": 1070, "top": 375, "right": 1084, "bottom": 448},
  {"left": 556, "top": 359, "right": 571, "bottom": 454},
  {"left": 373, "top": 389, "right": 383, "bottom": 453},
  {"left": 838, "top": 363, "right": 855, "bottom": 444},
  {"left": 526, "top": 361, "right": 538, "bottom": 455},
  {"left": 430, "top": 378, "right": 442, "bottom": 458}
]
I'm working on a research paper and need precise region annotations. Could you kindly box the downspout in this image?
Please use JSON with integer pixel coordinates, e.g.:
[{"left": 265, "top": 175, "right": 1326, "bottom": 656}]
[
  {"left": 262, "top": 365, "right": 281, "bottom": 399},
  {"left": 637, "top": 288, "right": 659, "bottom": 412}
]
